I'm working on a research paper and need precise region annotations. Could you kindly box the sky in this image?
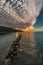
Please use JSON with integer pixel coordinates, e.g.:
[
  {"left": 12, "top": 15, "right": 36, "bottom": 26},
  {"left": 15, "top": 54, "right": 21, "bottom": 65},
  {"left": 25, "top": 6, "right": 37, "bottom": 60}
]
[
  {"left": 34, "top": 9, "right": 43, "bottom": 28},
  {"left": 0, "top": 0, "right": 43, "bottom": 29}
]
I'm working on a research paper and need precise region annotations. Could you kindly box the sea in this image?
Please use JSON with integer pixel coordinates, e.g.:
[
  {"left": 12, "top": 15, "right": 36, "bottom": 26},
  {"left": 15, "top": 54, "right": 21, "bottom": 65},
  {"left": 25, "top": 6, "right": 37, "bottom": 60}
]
[{"left": 0, "top": 32, "right": 43, "bottom": 65}]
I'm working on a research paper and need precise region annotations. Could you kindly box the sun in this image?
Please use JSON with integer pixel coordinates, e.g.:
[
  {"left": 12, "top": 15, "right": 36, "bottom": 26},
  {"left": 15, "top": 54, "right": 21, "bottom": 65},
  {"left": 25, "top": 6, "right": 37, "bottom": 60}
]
[
  {"left": 26, "top": 26, "right": 34, "bottom": 30},
  {"left": 15, "top": 26, "right": 35, "bottom": 32}
]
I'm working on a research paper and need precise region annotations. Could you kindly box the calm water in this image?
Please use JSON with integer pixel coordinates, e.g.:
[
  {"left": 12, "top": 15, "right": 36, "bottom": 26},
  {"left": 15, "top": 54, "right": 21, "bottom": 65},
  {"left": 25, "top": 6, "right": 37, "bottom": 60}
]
[{"left": 0, "top": 32, "right": 43, "bottom": 65}]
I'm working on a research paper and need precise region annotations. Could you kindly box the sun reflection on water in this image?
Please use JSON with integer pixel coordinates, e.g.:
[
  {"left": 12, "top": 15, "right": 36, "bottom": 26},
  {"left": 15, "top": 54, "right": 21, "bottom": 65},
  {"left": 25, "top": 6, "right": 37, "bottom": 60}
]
[{"left": 15, "top": 32, "right": 43, "bottom": 64}]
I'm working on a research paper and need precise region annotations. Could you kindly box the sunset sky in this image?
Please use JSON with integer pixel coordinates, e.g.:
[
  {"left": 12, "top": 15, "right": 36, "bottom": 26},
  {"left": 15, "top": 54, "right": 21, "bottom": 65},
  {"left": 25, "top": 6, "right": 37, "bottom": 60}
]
[{"left": 0, "top": 0, "right": 43, "bottom": 29}]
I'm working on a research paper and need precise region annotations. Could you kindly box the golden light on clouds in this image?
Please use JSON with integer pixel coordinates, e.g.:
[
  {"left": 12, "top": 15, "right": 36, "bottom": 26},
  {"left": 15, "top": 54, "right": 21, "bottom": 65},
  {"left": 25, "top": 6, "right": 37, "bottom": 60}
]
[{"left": 15, "top": 26, "right": 34, "bottom": 32}]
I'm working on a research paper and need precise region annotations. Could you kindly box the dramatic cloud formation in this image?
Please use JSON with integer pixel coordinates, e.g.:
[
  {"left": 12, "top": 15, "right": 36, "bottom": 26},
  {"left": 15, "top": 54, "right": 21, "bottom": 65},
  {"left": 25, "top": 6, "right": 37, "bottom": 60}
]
[{"left": 0, "top": 0, "right": 43, "bottom": 27}]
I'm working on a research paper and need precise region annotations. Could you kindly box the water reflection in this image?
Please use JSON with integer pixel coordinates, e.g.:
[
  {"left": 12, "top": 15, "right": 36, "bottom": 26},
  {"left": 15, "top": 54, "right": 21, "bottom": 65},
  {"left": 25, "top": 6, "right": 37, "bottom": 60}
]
[
  {"left": 19, "top": 32, "right": 36, "bottom": 53},
  {"left": 0, "top": 32, "right": 43, "bottom": 65},
  {"left": 14, "top": 32, "right": 43, "bottom": 65},
  {"left": 16, "top": 32, "right": 19, "bottom": 38}
]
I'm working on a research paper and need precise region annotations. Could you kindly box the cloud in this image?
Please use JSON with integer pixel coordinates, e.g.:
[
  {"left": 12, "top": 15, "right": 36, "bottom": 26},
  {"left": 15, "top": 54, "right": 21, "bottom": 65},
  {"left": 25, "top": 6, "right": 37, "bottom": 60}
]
[{"left": 0, "top": 0, "right": 43, "bottom": 28}]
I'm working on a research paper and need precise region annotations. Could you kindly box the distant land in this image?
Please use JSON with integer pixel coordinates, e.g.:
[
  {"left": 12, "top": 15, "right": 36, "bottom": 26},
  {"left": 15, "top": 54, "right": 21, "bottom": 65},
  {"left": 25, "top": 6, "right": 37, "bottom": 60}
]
[
  {"left": 16, "top": 27, "right": 43, "bottom": 32},
  {"left": 0, "top": 26, "right": 43, "bottom": 34},
  {"left": 0, "top": 26, "right": 22, "bottom": 33}
]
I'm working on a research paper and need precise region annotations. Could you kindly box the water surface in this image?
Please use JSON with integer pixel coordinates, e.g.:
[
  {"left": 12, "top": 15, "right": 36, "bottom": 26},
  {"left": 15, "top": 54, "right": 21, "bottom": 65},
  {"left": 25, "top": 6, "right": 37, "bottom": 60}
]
[{"left": 0, "top": 32, "right": 43, "bottom": 65}]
